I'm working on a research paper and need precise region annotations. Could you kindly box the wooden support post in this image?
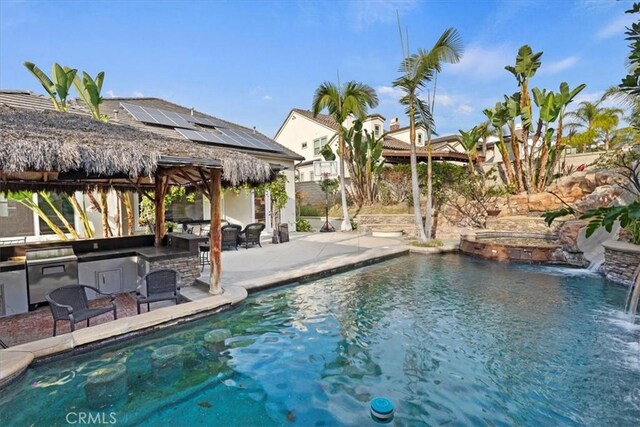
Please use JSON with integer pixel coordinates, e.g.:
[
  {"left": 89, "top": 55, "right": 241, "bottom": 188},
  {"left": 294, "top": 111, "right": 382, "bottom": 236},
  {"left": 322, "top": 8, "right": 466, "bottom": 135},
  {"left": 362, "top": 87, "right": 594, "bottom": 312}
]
[
  {"left": 154, "top": 170, "right": 167, "bottom": 248},
  {"left": 209, "top": 168, "right": 222, "bottom": 295}
]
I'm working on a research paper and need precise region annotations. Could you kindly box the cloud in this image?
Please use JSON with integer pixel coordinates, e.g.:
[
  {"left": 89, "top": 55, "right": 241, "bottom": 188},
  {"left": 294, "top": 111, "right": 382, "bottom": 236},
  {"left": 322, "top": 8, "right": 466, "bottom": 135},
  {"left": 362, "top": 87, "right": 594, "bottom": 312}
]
[
  {"left": 595, "top": 13, "right": 636, "bottom": 40},
  {"left": 106, "top": 90, "right": 116, "bottom": 98},
  {"left": 349, "top": 0, "right": 418, "bottom": 30},
  {"left": 376, "top": 85, "right": 404, "bottom": 103},
  {"left": 573, "top": 91, "right": 601, "bottom": 104},
  {"left": 250, "top": 86, "right": 272, "bottom": 101},
  {"left": 132, "top": 91, "right": 144, "bottom": 98},
  {"left": 262, "top": 95, "right": 273, "bottom": 101},
  {"left": 434, "top": 94, "right": 454, "bottom": 107},
  {"left": 455, "top": 104, "right": 473, "bottom": 115},
  {"left": 541, "top": 56, "right": 579, "bottom": 74},
  {"left": 449, "top": 44, "right": 513, "bottom": 81}
]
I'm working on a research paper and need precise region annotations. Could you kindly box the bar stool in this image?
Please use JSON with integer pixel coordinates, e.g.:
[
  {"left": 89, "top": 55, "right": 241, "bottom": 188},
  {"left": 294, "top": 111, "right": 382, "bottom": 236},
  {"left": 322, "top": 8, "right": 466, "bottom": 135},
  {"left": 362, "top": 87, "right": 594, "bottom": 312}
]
[{"left": 199, "top": 242, "right": 210, "bottom": 272}]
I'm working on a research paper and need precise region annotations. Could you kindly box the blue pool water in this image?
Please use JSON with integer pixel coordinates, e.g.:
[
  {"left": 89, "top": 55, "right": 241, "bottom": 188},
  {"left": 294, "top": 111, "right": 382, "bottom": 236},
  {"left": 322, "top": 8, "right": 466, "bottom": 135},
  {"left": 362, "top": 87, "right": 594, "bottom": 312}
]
[{"left": 1, "top": 254, "right": 639, "bottom": 426}]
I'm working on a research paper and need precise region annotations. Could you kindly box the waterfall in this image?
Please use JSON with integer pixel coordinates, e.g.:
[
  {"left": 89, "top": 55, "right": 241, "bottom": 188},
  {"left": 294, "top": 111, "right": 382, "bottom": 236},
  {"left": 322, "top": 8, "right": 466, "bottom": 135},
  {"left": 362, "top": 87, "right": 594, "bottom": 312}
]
[
  {"left": 577, "top": 223, "right": 619, "bottom": 272},
  {"left": 625, "top": 264, "right": 640, "bottom": 319}
]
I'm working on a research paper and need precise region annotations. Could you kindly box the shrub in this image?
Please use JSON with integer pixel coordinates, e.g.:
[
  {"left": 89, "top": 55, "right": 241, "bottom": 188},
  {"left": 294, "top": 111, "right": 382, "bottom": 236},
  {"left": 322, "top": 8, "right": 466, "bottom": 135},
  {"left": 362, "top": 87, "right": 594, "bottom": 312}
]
[
  {"left": 296, "top": 218, "right": 313, "bottom": 232},
  {"left": 299, "top": 204, "right": 322, "bottom": 217}
]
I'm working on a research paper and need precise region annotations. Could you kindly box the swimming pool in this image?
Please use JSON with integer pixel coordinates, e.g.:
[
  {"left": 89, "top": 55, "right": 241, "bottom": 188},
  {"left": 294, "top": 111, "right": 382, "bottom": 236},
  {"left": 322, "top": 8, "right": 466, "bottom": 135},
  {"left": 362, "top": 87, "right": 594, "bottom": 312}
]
[{"left": 1, "top": 254, "right": 638, "bottom": 426}]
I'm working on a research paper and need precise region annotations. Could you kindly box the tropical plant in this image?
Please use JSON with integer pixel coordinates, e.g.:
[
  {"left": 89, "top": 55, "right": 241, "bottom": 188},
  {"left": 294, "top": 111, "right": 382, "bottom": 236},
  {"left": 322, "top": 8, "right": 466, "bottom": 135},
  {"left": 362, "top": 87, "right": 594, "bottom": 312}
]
[
  {"left": 72, "top": 70, "right": 108, "bottom": 122},
  {"left": 393, "top": 27, "right": 463, "bottom": 242},
  {"left": 566, "top": 101, "right": 624, "bottom": 151},
  {"left": 7, "top": 191, "right": 95, "bottom": 240},
  {"left": 296, "top": 218, "right": 313, "bottom": 232},
  {"left": 483, "top": 103, "right": 515, "bottom": 187},
  {"left": 344, "top": 120, "right": 385, "bottom": 206},
  {"left": 312, "top": 81, "right": 379, "bottom": 231},
  {"left": 23, "top": 62, "right": 77, "bottom": 112},
  {"left": 619, "top": 2, "right": 640, "bottom": 97},
  {"left": 255, "top": 173, "right": 289, "bottom": 241},
  {"left": 458, "top": 126, "right": 481, "bottom": 175}
]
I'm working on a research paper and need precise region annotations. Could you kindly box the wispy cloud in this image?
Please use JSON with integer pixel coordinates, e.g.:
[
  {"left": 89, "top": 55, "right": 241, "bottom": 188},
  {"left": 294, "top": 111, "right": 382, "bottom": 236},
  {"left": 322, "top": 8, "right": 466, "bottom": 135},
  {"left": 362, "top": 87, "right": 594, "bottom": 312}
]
[
  {"left": 250, "top": 85, "right": 273, "bottom": 101},
  {"left": 449, "top": 44, "right": 513, "bottom": 81},
  {"left": 455, "top": 104, "right": 473, "bottom": 115},
  {"left": 595, "top": 13, "right": 636, "bottom": 40},
  {"left": 541, "top": 56, "right": 579, "bottom": 74},
  {"left": 106, "top": 90, "right": 116, "bottom": 98},
  {"left": 132, "top": 91, "right": 144, "bottom": 98},
  {"left": 349, "top": 0, "right": 418, "bottom": 30},
  {"left": 376, "top": 85, "right": 404, "bottom": 103}
]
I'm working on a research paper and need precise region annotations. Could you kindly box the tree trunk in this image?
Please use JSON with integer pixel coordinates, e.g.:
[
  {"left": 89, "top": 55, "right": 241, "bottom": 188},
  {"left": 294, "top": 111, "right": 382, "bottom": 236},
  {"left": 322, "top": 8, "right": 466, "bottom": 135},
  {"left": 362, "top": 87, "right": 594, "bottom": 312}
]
[
  {"left": 99, "top": 191, "right": 112, "bottom": 238},
  {"left": 425, "top": 140, "right": 433, "bottom": 241},
  {"left": 210, "top": 168, "right": 223, "bottom": 295},
  {"left": 154, "top": 171, "right": 166, "bottom": 247},
  {"left": 338, "top": 132, "right": 352, "bottom": 231},
  {"left": 509, "top": 123, "right": 524, "bottom": 191},
  {"left": 497, "top": 133, "right": 515, "bottom": 187},
  {"left": 409, "top": 101, "right": 427, "bottom": 242},
  {"left": 122, "top": 192, "right": 135, "bottom": 236}
]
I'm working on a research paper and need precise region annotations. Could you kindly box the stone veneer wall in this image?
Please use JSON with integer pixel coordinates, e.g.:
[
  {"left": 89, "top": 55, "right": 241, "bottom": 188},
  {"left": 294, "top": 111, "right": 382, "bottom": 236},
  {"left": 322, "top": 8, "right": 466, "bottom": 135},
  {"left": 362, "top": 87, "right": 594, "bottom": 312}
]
[
  {"left": 602, "top": 240, "right": 640, "bottom": 286},
  {"left": 147, "top": 255, "right": 200, "bottom": 287},
  {"left": 485, "top": 216, "right": 559, "bottom": 234}
]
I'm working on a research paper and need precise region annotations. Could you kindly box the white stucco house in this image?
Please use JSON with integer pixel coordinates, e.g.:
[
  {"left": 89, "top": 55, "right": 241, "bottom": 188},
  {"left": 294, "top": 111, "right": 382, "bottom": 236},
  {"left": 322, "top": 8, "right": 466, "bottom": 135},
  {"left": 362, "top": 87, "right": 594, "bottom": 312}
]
[{"left": 0, "top": 91, "right": 303, "bottom": 240}]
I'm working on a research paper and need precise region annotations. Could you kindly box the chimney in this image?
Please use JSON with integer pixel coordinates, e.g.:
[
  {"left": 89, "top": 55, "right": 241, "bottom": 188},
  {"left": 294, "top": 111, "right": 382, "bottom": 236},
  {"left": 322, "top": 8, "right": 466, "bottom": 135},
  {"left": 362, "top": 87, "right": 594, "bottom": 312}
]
[
  {"left": 390, "top": 117, "right": 399, "bottom": 131},
  {"left": 190, "top": 107, "right": 194, "bottom": 116}
]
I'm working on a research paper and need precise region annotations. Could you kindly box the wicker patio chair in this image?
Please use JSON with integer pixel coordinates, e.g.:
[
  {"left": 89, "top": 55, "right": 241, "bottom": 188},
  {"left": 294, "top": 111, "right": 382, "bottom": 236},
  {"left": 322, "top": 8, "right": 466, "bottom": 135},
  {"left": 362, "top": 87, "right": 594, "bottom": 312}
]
[
  {"left": 238, "top": 223, "right": 266, "bottom": 249},
  {"left": 46, "top": 285, "right": 117, "bottom": 336},
  {"left": 222, "top": 224, "right": 242, "bottom": 250},
  {"left": 136, "top": 269, "right": 181, "bottom": 314}
]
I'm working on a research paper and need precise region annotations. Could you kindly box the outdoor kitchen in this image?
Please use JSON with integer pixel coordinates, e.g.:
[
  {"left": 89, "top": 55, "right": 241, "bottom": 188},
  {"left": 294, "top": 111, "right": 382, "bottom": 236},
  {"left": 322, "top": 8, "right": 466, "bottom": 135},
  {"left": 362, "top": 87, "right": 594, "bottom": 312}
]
[{"left": 0, "top": 233, "right": 206, "bottom": 318}]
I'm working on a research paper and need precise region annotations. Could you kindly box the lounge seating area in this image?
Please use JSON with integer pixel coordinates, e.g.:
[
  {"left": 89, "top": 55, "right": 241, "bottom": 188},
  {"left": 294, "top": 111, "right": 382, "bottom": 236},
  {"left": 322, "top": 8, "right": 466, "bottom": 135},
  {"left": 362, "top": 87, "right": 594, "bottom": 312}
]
[{"left": 198, "top": 222, "right": 266, "bottom": 270}]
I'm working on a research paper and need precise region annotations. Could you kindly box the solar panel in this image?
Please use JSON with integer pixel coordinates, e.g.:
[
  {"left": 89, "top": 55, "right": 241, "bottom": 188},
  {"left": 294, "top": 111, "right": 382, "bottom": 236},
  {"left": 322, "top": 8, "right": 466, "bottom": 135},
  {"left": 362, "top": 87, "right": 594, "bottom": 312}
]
[
  {"left": 180, "top": 114, "right": 228, "bottom": 129},
  {"left": 175, "top": 128, "right": 244, "bottom": 149},
  {"left": 121, "top": 103, "right": 197, "bottom": 130}
]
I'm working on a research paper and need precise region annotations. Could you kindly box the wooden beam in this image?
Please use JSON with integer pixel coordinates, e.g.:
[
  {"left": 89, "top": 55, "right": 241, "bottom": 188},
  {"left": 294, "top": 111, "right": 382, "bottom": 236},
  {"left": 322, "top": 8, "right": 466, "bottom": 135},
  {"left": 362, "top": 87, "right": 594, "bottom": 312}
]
[
  {"left": 197, "top": 168, "right": 212, "bottom": 200},
  {"left": 209, "top": 168, "right": 222, "bottom": 295},
  {"left": 154, "top": 170, "right": 167, "bottom": 247}
]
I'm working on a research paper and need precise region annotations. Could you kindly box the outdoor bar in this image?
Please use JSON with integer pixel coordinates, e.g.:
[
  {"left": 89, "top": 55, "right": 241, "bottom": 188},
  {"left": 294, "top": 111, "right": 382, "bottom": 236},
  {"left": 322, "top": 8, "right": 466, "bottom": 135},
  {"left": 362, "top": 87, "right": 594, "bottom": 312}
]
[{"left": 0, "top": 104, "right": 274, "bottom": 317}]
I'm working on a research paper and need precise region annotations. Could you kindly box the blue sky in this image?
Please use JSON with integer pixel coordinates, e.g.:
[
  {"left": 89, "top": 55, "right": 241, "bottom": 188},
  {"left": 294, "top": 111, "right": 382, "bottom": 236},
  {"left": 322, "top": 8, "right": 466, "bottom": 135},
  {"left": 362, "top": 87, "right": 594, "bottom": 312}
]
[{"left": 0, "top": 0, "right": 636, "bottom": 137}]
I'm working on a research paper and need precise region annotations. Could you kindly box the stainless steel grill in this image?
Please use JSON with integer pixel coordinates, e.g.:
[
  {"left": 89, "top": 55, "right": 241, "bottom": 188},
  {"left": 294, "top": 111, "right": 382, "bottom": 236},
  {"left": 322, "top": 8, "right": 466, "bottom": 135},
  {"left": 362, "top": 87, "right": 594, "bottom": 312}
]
[{"left": 25, "top": 246, "right": 78, "bottom": 306}]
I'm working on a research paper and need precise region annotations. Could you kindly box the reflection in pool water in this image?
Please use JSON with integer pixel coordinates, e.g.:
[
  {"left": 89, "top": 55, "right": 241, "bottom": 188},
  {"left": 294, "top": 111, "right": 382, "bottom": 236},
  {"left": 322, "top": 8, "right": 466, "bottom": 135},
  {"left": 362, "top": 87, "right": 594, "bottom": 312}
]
[{"left": 0, "top": 254, "right": 638, "bottom": 426}]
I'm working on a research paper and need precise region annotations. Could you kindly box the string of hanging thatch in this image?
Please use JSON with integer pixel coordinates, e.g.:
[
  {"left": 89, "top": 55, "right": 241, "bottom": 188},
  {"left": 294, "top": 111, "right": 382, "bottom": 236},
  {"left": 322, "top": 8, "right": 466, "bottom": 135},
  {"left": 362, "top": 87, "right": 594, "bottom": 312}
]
[{"left": 0, "top": 105, "right": 272, "bottom": 190}]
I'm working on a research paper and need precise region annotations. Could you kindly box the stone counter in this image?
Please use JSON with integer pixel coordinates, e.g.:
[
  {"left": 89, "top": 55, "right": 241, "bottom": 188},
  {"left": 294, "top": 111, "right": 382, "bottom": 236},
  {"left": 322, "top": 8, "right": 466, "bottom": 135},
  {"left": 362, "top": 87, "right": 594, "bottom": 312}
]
[{"left": 602, "top": 240, "right": 640, "bottom": 286}]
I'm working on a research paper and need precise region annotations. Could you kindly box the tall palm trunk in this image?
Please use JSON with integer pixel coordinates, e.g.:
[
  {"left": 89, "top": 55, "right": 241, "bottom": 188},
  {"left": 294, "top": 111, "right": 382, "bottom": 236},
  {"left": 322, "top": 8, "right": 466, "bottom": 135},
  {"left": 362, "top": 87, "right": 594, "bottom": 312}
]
[
  {"left": 99, "top": 191, "right": 112, "bottom": 237},
  {"left": 338, "top": 131, "right": 352, "bottom": 231},
  {"left": 122, "top": 192, "right": 135, "bottom": 235},
  {"left": 509, "top": 123, "right": 525, "bottom": 191},
  {"left": 409, "top": 101, "right": 428, "bottom": 242}
]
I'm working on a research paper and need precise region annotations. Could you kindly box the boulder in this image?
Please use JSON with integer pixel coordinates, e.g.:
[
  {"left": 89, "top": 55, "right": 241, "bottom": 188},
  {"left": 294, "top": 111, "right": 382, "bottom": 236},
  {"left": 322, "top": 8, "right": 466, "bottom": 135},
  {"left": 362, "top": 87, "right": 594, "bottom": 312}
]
[
  {"left": 574, "top": 185, "right": 624, "bottom": 211},
  {"left": 557, "top": 219, "right": 588, "bottom": 252},
  {"left": 527, "top": 192, "right": 562, "bottom": 212}
]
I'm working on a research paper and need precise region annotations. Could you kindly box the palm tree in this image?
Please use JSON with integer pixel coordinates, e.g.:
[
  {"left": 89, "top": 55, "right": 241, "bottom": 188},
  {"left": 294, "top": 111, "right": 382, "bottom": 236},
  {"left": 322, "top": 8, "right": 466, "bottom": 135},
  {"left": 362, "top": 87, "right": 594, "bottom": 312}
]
[
  {"left": 459, "top": 126, "right": 481, "bottom": 175},
  {"left": 393, "top": 28, "right": 463, "bottom": 242},
  {"left": 566, "top": 101, "right": 624, "bottom": 151},
  {"left": 312, "top": 81, "right": 378, "bottom": 231}
]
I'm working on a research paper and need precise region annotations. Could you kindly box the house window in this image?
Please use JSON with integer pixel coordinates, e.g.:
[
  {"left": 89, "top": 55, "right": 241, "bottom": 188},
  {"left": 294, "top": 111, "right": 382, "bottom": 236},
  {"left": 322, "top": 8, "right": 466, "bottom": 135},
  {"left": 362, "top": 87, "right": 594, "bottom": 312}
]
[
  {"left": 417, "top": 133, "right": 423, "bottom": 144},
  {"left": 313, "top": 136, "right": 328, "bottom": 156},
  {"left": 300, "top": 172, "right": 305, "bottom": 181},
  {"left": 38, "top": 193, "right": 74, "bottom": 235},
  {"left": 310, "top": 172, "right": 315, "bottom": 181},
  {"left": 374, "top": 124, "right": 381, "bottom": 136},
  {"left": 301, "top": 142, "right": 307, "bottom": 150}
]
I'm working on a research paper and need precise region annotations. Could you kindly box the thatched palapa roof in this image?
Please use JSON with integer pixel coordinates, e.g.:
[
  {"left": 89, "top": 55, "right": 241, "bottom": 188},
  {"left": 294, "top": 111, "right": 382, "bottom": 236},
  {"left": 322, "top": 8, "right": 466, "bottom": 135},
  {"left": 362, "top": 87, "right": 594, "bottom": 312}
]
[{"left": 0, "top": 105, "right": 273, "bottom": 192}]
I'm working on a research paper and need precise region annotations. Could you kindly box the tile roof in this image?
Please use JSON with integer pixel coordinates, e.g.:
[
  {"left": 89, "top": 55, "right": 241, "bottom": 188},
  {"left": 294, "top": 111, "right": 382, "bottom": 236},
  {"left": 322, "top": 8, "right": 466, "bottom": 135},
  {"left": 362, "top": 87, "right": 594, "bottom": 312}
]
[{"left": 291, "top": 108, "right": 339, "bottom": 130}]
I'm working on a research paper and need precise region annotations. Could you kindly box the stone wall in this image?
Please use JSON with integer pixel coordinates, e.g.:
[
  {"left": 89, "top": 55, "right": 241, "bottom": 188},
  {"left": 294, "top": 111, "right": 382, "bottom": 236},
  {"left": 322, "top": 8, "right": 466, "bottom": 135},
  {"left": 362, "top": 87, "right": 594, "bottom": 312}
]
[
  {"left": 485, "top": 216, "right": 558, "bottom": 234},
  {"left": 602, "top": 240, "right": 640, "bottom": 286},
  {"left": 357, "top": 214, "right": 419, "bottom": 238},
  {"left": 147, "top": 255, "right": 200, "bottom": 287}
]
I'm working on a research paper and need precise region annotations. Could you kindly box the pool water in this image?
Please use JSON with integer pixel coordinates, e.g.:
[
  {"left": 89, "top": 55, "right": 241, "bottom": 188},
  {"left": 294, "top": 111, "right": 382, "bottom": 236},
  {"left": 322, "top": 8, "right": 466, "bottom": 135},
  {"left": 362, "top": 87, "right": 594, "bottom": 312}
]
[{"left": 1, "top": 254, "right": 639, "bottom": 426}]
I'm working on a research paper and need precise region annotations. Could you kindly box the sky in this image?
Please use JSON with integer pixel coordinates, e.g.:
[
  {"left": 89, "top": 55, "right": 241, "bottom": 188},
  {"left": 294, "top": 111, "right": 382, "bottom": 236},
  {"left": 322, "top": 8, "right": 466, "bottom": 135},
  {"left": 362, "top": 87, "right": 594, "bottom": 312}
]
[{"left": 0, "top": 0, "right": 636, "bottom": 138}]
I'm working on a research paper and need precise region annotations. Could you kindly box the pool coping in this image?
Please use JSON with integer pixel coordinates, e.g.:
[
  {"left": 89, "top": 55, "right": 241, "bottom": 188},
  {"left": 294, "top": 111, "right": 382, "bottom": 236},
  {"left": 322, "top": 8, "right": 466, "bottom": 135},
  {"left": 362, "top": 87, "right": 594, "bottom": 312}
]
[{"left": 0, "top": 244, "right": 450, "bottom": 389}]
